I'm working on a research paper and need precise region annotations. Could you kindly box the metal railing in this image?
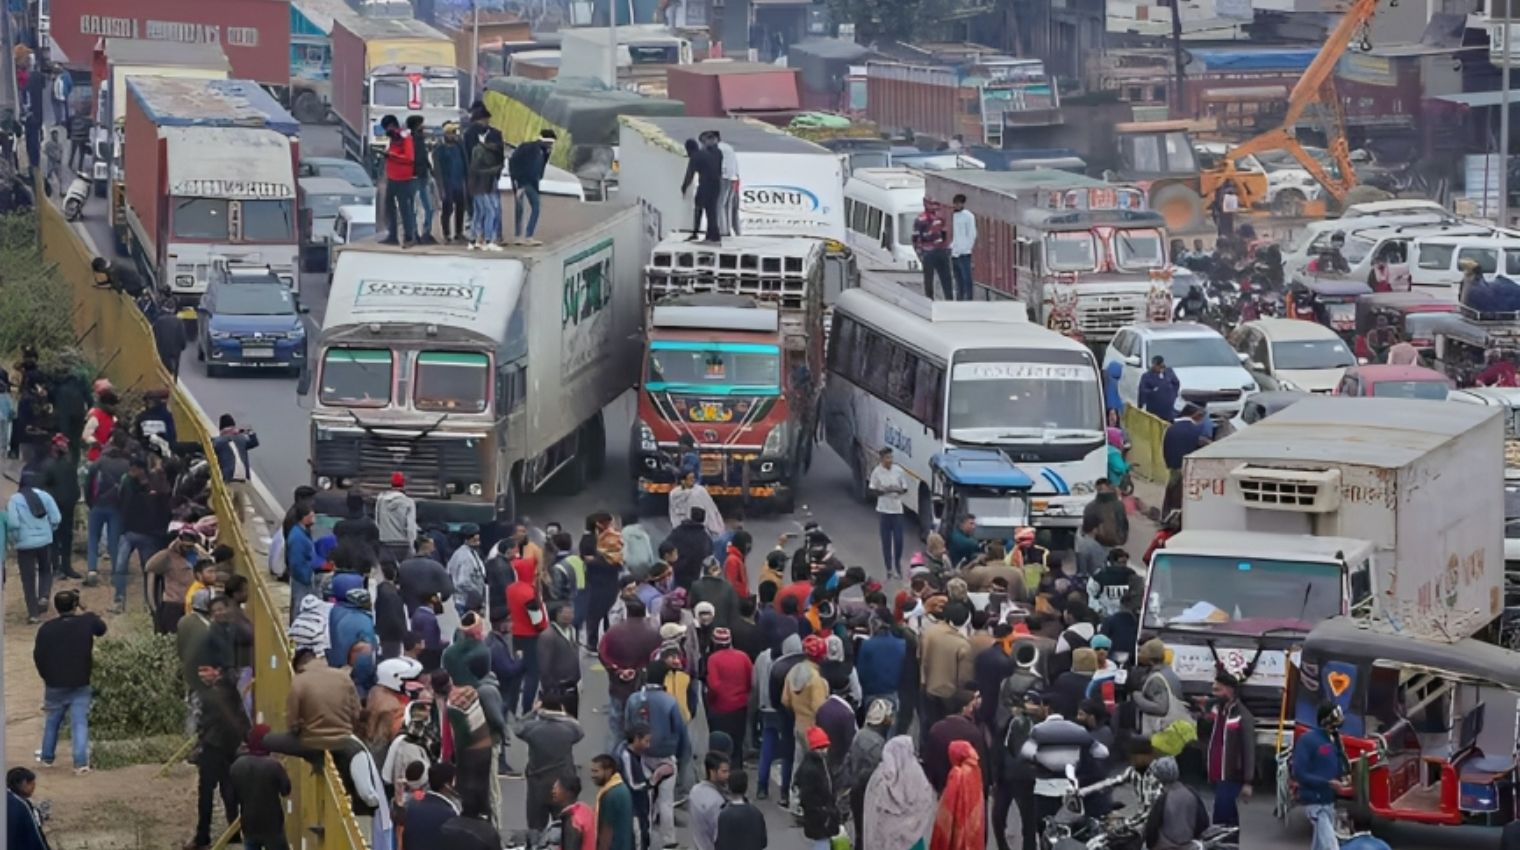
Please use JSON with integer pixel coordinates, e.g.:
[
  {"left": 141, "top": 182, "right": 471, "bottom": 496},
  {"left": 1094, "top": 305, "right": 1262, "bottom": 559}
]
[{"left": 38, "top": 202, "right": 369, "bottom": 850}]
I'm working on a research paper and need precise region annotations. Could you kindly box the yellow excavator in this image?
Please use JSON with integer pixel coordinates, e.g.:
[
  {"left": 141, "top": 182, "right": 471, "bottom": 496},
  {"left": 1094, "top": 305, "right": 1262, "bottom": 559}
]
[{"left": 1204, "top": 0, "right": 1379, "bottom": 213}]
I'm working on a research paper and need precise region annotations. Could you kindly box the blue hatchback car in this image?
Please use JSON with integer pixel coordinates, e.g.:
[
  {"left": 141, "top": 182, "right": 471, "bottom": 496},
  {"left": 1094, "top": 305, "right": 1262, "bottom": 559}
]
[{"left": 196, "top": 271, "right": 308, "bottom": 376}]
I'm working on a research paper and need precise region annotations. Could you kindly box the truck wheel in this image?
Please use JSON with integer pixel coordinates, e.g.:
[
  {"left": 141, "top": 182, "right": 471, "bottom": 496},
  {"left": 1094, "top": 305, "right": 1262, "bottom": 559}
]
[
  {"left": 291, "top": 91, "right": 327, "bottom": 125},
  {"left": 585, "top": 414, "right": 607, "bottom": 481}
]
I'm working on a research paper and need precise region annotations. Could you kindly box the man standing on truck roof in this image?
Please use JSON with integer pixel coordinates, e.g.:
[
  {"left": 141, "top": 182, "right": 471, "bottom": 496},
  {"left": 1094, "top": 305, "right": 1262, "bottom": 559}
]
[
  {"left": 508, "top": 129, "right": 556, "bottom": 245},
  {"left": 406, "top": 115, "right": 437, "bottom": 245},
  {"left": 683, "top": 132, "right": 723, "bottom": 244},
  {"left": 379, "top": 115, "right": 418, "bottom": 248},
  {"left": 913, "top": 197, "right": 953, "bottom": 301},
  {"left": 435, "top": 123, "right": 469, "bottom": 244},
  {"left": 712, "top": 130, "right": 740, "bottom": 237},
  {"left": 468, "top": 119, "right": 506, "bottom": 253},
  {"left": 950, "top": 193, "right": 977, "bottom": 301}
]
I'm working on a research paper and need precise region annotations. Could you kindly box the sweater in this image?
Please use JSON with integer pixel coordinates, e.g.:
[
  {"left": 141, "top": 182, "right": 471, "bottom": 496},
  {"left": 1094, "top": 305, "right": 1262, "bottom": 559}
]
[
  {"left": 374, "top": 489, "right": 416, "bottom": 545},
  {"left": 1292, "top": 726, "right": 1345, "bottom": 805},
  {"left": 34, "top": 612, "right": 107, "bottom": 688},
  {"left": 286, "top": 658, "right": 362, "bottom": 748},
  {"left": 703, "top": 647, "right": 753, "bottom": 714},
  {"left": 514, "top": 710, "right": 584, "bottom": 780},
  {"left": 781, "top": 659, "right": 828, "bottom": 732},
  {"left": 855, "top": 631, "right": 907, "bottom": 697}
]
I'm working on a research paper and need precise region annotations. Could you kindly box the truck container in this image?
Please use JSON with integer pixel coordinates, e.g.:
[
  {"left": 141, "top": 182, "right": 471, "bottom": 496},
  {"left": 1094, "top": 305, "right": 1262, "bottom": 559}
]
[
  {"left": 633, "top": 238, "right": 826, "bottom": 512},
  {"left": 306, "top": 197, "right": 643, "bottom": 525},
  {"left": 122, "top": 77, "right": 301, "bottom": 301},
  {"left": 482, "top": 76, "right": 683, "bottom": 199},
  {"left": 618, "top": 115, "right": 846, "bottom": 248},
  {"left": 438, "top": 12, "right": 534, "bottom": 94},
  {"left": 90, "top": 38, "right": 229, "bottom": 205},
  {"left": 923, "top": 169, "right": 1175, "bottom": 342},
  {"left": 665, "top": 62, "right": 803, "bottom": 124},
  {"left": 330, "top": 14, "right": 462, "bottom": 172},
  {"left": 1146, "top": 397, "right": 1505, "bottom": 743},
  {"left": 865, "top": 47, "right": 1060, "bottom": 148},
  {"left": 787, "top": 38, "right": 875, "bottom": 115},
  {"left": 52, "top": 0, "right": 288, "bottom": 85},
  {"left": 558, "top": 25, "right": 693, "bottom": 93}
]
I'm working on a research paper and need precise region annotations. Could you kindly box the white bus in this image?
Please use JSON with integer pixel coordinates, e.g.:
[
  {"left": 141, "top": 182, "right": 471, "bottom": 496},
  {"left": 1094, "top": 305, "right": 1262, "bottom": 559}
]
[
  {"left": 844, "top": 168, "right": 924, "bottom": 272},
  {"left": 823, "top": 271, "right": 1107, "bottom": 536}
]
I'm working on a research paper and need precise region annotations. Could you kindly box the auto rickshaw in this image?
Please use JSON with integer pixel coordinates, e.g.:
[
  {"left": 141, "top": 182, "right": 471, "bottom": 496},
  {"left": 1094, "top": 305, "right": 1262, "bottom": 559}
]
[
  {"left": 1278, "top": 617, "right": 1520, "bottom": 829},
  {"left": 929, "top": 447, "right": 1033, "bottom": 543},
  {"left": 1429, "top": 314, "right": 1511, "bottom": 386},
  {"left": 1352, "top": 291, "right": 1460, "bottom": 361},
  {"left": 1293, "top": 277, "right": 1374, "bottom": 339}
]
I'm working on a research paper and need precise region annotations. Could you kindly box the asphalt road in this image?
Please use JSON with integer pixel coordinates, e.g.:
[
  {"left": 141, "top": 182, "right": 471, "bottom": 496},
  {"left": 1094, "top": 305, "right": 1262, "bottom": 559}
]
[{"left": 65, "top": 121, "right": 1496, "bottom": 850}]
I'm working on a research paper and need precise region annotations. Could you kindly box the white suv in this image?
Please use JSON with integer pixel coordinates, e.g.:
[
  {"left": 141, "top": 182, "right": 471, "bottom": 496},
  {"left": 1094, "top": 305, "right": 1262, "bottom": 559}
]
[{"left": 1104, "top": 323, "right": 1258, "bottom": 420}]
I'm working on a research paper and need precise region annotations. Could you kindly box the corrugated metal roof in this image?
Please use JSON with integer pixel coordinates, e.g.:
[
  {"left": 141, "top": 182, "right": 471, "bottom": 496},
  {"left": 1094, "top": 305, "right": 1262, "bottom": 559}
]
[
  {"left": 626, "top": 116, "right": 829, "bottom": 153},
  {"left": 163, "top": 127, "right": 296, "bottom": 198},
  {"left": 338, "top": 15, "right": 449, "bottom": 40},
  {"left": 716, "top": 71, "right": 800, "bottom": 112},
  {"left": 102, "top": 39, "right": 230, "bottom": 71},
  {"left": 127, "top": 78, "right": 299, "bottom": 136},
  {"left": 292, "top": 0, "right": 359, "bottom": 35},
  {"left": 788, "top": 38, "right": 874, "bottom": 62},
  {"left": 1189, "top": 396, "right": 1499, "bottom": 469},
  {"left": 679, "top": 61, "right": 795, "bottom": 76}
]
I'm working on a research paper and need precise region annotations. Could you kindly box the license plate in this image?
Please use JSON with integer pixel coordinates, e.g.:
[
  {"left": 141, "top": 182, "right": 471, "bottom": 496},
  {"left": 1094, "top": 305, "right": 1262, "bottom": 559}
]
[
  {"left": 700, "top": 455, "right": 723, "bottom": 476},
  {"left": 243, "top": 346, "right": 274, "bottom": 360}
]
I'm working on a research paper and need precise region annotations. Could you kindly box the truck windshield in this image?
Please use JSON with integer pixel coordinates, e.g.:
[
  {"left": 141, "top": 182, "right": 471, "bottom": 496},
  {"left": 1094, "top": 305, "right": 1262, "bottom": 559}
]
[
  {"left": 422, "top": 83, "right": 457, "bottom": 109},
  {"left": 947, "top": 350, "right": 1103, "bottom": 439},
  {"left": 1114, "top": 229, "right": 1165, "bottom": 270},
  {"left": 242, "top": 200, "right": 296, "bottom": 242},
  {"left": 217, "top": 285, "right": 294, "bottom": 316},
  {"left": 173, "top": 198, "right": 231, "bottom": 240},
  {"left": 1045, "top": 233, "right": 1096, "bottom": 271},
  {"left": 415, "top": 352, "right": 490, "bottom": 413},
  {"left": 647, "top": 342, "right": 781, "bottom": 394},
  {"left": 1144, "top": 552, "right": 1343, "bottom": 634},
  {"left": 320, "top": 348, "right": 392, "bottom": 407},
  {"left": 371, "top": 79, "right": 411, "bottom": 107}
]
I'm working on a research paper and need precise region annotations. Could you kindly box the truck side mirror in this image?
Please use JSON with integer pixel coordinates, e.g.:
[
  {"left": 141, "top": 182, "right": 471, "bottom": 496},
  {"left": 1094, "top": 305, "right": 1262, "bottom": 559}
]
[{"left": 296, "top": 363, "right": 312, "bottom": 397}]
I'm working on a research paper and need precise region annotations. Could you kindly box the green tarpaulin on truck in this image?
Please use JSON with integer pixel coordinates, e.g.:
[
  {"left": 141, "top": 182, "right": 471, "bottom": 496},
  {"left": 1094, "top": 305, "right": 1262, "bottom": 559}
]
[{"left": 482, "top": 76, "right": 684, "bottom": 173}]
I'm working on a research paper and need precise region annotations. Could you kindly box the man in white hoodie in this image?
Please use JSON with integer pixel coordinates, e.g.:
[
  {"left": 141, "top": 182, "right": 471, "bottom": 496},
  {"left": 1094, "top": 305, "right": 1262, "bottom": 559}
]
[{"left": 375, "top": 472, "right": 417, "bottom": 564}]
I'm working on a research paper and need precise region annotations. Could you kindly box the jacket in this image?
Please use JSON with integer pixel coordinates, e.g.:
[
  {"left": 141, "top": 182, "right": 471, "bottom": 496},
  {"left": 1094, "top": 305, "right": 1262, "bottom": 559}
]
[
  {"left": 148, "top": 547, "right": 195, "bottom": 606},
  {"left": 507, "top": 140, "right": 549, "bottom": 189},
  {"left": 383, "top": 130, "right": 414, "bottom": 183},
  {"left": 538, "top": 623, "right": 582, "bottom": 692},
  {"left": 1292, "top": 726, "right": 1345, "bottom": 805},
  {"left": 715, "top": 799, "right": 769, "bottom": 850},
  {"left": 410, "top": 129, "right": 432, "bottom": 182},
  {"left": 513, "top": 709, "right": 584, "bottom": 780},
  {"left": 467, "top": 138, "right": 505, "bottom": 196},
  {"left": 722, "top": 544, "right": 750, "bottom": 598},
  {"left": 920, "top": 621, "right": 974, "bottom": 700},
  {"left": 664, "top": 520, "right": 713, "bottom": 587},
  {"left": 6, "top": 488, "right": 60, "bottom": 550},
  {"left": 7, "top": 791, "right": 48, "bottom": 850},
  {"left": 200, "top": 674, "right": 251, "bottom": 753},
  {"left": 598, "top": 616, "right": 661, "bottom": 700},
  {"left": 506, "top": 557, "right": 547, "bottom": 639},
  {"left": 39, "top": 452, "right": 79, "bottom": 509},
  {"left": 925, "top": 713, "right": 984, "bottom": 792},
  {"left": 229, "top": 754, "right": 291, "bottom": 841},
  {"left": 374, "top": 489, "right": 416, "bottom": 545},
  {"left": 703, "top": 646, "right": 753, "bottom": 714},
  {"left": 794, "top": 752, "right": 839, "bottom": 839},
  {"left": 448, "top": 544, "right": 487, "bottom": 606},
  {"left": 689, "top": 574, "right": 739, "bottom": 629},
  {"left": 85, "top": 454, "right": 129, "bottom": 509},
  {"left": 856, "top": 631, "right": 907, "bottom": 697},
  {"left": 34, "top": 611, "right": 107, "bottom": 689},
  {"left": 1204, "top": 697, "right": 1256, "bottom": 784},
  {"left": 327, "top": 601, "right": 377, "bottom": 669},
  {"left": 404, "top": 791, "right": 461, "bottom": 849},
  {"left": 1144, "top": 782, "right": 1210, "bottom": 850},
  {"left": 433, "top": 140, "right": 468, "bottom": 191},
  {"left": 120, "top": 471, "right": 171, "bottom": 536},
  {"left": 286, "top": 524, "right": 318, "bottom": 584},
  {"left": 1083, "top": 492, "right": 1129, "bottom": 548},
  {"left": 622, "top": 523, "right": 655, "bottom": 573},
  {"left": 443, "top": 632, "right": 491, "bottom": 687},
  {"left": 286, "top": 658, "right": 362, "bottom": 748},
  {"left": 374, "top": 580, "right": 407, "bottom": 645},
  {"left": 1137, "top": 368, "right": 1180, "bottom": 420},
  {"left": 211, "top": 429, "right": 258, "bottom": 483},
  {"left": 624, "top": 685, "right": 690, "bottom": 761},
  {"left": 781, "top": 659, "right": 828, "bottom": 731}
]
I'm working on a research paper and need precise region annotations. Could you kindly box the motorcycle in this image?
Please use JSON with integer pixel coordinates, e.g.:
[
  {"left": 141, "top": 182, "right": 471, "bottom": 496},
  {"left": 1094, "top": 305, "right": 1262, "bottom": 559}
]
[
  {"left": 1041, "top": 767, "right": 1240, "bottom": 850},
  {"left": 63, "top": 169, "right": 91, "bottom": 221}
]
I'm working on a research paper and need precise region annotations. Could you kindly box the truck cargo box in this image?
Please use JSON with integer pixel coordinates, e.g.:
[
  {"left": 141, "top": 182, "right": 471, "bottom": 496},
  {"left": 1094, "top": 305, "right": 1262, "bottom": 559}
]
[
  {"left": 483, "top": 77, "right": 684, "bottom": 180},
  {"left": 666, "top": 62, "right": 803, "bottom": 120},
  {"left": 330, "top": 15, "right": 456, "bottom": 134},
  {"left": 52, "top": 0, "right": 289, "bottom": 85}
]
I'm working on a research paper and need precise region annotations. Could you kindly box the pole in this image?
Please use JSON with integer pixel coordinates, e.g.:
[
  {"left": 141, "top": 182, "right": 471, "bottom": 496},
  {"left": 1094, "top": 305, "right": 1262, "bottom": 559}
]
[
  {"left": 470, "top": 1, "right": 480, "bottom": 104},
  {"left": 1501, "top": 4, "right": 1512, "bottom": 227},
  {"left": 607, "top": 1, "right": 618, "bottom": 89},
  {"left": 1170, "top": 0, "right": 1186, "bottom": 119},
  {"left": 0, "top": 0, "right": 17, "bottom": 122}
]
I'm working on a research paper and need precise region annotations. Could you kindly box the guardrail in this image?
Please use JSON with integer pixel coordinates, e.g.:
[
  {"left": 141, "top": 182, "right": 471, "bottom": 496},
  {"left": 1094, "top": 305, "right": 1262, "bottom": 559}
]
[
  {"left": 38, "top": 202, "right": 369, "bottom": 850},
  {"left": 1122, "top": 403, "right": 1169, "bottom": 484}
]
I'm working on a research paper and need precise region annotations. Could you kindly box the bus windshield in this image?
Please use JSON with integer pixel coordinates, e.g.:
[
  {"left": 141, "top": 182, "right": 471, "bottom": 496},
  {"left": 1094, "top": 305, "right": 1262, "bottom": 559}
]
[
  {"left": 646, "top": 342, "right": 781, "bottom": 394},
  {"left": 1144, "top": 552, "right": 1343, "bottom": 635},
  {"left": 947, "top": 350, "right": 1103, "bottom": 441}
]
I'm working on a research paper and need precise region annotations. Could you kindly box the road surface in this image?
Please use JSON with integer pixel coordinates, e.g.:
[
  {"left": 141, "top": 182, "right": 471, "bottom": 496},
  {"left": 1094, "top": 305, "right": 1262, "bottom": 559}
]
[{"left": 66, "top": 122, "right": 1493, "bottom": 850}]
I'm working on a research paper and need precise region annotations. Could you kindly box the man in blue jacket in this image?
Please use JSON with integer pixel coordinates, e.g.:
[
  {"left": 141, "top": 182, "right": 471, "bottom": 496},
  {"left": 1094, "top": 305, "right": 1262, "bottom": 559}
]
[
  {"left": 856, "top": 612, "right": 907, "bottom": 709},
  {"left": 286, "top": 505, "right": 318, "bottom": 624},
  {"left": 1293, "top": 701, "right": 1350, "bottom": 850},
  {"left": 1136, "top": 355, "right": 1181, "bottom": 421},
  {"left": 625, "top": 659, "right": 690, "bottom": 850},
  {"left": 433, "top": 123, "right": 470, "bottom": 243},
  {"left": 211, "top": 414, "right": 258, "bottom": 520}
]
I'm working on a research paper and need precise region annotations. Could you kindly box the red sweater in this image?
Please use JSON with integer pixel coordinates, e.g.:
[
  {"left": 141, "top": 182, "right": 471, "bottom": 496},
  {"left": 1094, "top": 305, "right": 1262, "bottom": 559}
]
[
  {"left": 723, "top": 545, "right": 750, "bottom": 599},
  {"left": 505, "top": 557, "right": 546, "bottom": 639},
  {"left": 704, "top": 647, "right": 753, "bottom": 714},
  {"left": 383, "top": 132, "right": 415, "bottom": 183}
]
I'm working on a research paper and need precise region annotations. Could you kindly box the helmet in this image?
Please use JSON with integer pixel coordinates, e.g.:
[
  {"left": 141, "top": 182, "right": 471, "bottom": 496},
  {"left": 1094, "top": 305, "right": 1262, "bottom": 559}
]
[{"left": 375, "top": 657, "right": 423, "bottom": 692}]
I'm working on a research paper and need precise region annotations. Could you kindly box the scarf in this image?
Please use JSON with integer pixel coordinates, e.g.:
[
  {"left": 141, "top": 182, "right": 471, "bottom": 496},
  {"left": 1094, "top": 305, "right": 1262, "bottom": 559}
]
[
  {"left": 595, "top": 772, "right": 625, "bottom": 818},
  {"left": 931, "top": 741, "right": 986, "bottom": 850},
  {"left": 863, "top": 736, "right": 937, "bottom": 850}
]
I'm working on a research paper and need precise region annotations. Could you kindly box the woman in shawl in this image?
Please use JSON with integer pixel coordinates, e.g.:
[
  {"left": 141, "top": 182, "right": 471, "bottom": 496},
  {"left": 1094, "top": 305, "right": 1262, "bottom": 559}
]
[
  {"left": 931, "top": 740, "right": 986, "bottom": 850},
  {"left": 863, "top": 735, "right": 937, "bottom": 850}
]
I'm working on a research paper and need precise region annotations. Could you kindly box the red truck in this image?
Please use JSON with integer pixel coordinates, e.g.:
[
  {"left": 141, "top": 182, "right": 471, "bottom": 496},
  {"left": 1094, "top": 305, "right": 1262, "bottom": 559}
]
[
  {"left": 865, "top": 49, "right": 1059, "bottom": 147},
  {"left": 666, "top": 62, "right": 803, "bottom": 124},
  {"left": 50, "top": 0, "right": 288, "bottom": 86}
]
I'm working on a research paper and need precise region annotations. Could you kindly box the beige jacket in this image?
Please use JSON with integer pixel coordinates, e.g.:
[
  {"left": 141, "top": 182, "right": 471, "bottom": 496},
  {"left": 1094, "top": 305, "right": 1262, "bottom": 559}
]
[{"left": 920, "top": 620, "right": 974, "bottom": 700}]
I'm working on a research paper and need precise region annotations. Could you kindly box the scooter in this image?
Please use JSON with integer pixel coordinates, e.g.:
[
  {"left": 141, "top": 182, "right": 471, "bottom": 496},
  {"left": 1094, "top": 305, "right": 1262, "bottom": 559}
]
[{"left": 63, "top": 170, "right": 91, "bottom": 221}]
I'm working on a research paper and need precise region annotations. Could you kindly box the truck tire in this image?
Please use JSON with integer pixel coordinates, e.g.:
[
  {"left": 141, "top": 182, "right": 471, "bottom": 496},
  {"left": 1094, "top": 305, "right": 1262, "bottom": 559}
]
[
  {"left": 291, "top": 90, "right": 327, "bottom": 125},
  {"left": 1150, "top": 183, "right": 1205, "bottom": 233}
]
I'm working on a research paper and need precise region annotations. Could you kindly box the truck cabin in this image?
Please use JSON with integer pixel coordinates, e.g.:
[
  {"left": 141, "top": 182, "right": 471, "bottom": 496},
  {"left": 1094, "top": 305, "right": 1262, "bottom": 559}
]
[
  {"left": 367, "top": 63, "right": 461, "bottom": 118},
  {"left": 1017, "top": 206, "right": 1170, "bottom": 283},
  {"left": 929, "top": 448, "right": 1034, "bottom": 542},
  {"left": 1291, "top": 617, "right": 1520, "bottom": 828}
]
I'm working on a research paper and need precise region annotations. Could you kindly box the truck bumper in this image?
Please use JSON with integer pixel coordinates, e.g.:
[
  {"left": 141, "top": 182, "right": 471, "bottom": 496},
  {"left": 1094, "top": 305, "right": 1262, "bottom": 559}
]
[{"left": 633, "top": 449, "right": 793, "bottom": 502}]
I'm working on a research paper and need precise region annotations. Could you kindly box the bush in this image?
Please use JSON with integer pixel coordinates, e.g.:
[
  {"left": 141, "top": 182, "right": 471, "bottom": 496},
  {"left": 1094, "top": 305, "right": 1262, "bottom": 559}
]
[
  {"left": 89, "top": 619, "right": 187, "bottom": 741},
  {"left": 0, "top": 213, "right": 74, "bottom": 360}
]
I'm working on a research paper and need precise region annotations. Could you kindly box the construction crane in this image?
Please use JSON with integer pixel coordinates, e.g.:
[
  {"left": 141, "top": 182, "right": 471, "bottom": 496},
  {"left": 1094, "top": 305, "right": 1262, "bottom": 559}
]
[{"left": 1214, "top": 0, "right": 1379, "bottom": 206}]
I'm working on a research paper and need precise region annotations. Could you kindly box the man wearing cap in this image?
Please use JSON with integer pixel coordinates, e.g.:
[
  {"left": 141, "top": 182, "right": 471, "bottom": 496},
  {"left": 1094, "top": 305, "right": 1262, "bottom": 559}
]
[
  {"left": 375, "top": 473, "right": 416, "bottom": 562},
  {"left": 433, "top": 122, "right": 470, "bottom": 243},
  {"left": 1143, "top": 756, "right": 1210, "bottom": 850},
  {"left": 211, "top": 414, "right": 258, "bottom": 520},
  {"left": 690, "top": 555, "right": 740, "bottom": 629},
  {"left": 704, "top": 627, "right": 752, "bottom": 769},
  {"left": 1203, "top": 671, "right": 1255, "bottom": 827},
  {"left": 794, "top": 726, "right": 839, "bottom": 847}
]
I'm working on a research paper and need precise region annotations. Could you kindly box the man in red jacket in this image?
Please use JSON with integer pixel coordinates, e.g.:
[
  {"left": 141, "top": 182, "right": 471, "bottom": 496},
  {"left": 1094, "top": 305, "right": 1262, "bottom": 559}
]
[
  {"left": 703, "top": 627, "right": 753, "bottom": 769},
  {"left": 378, "top": 114, "right": 417, "bottom": 246},
  {"left": 505, "top": 554, "right": 546, "bottom": 714}
]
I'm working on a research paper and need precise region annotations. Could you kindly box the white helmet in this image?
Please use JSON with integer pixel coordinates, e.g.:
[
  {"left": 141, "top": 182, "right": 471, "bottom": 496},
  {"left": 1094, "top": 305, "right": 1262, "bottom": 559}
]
[{"left": 375, "top": 657, "right": 423, "bottom": 693}]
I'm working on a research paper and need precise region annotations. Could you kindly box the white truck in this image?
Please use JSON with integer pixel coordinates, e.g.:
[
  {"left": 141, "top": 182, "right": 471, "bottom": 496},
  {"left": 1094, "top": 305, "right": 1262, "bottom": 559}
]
[
  {"left": 302, "top": 197, "right": 642, "bottom": 525},
  {"left": 1145, "top": 397, "right": 1505, "bottom": 745},
  {"left": 559, "top": 25, "right": 693, "bottom": 92}
]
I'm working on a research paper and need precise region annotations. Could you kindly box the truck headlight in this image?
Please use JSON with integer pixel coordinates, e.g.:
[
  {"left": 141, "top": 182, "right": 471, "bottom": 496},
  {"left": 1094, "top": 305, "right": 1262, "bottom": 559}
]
[
  {"left": 467, "top": 483, "right": 483, "bottom": 496},
  {"left": 637, "top": 420, "right": 657, "bottom": 453},
  {"left": 762, "top": 421, "right": 790, "bottom": 457},
  {"left": 316, "top": 476, "right": 333, "bottom": 490}
]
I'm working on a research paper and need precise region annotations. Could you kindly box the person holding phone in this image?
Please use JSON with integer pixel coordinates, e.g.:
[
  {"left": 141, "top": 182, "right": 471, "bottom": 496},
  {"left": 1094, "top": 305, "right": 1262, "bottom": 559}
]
[{"left": 869, "top": 448, "right": 911, "bottom": 579}]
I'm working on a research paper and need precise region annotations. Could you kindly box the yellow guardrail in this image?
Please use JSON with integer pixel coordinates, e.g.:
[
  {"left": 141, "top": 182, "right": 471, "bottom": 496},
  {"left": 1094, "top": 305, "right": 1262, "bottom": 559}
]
[
  {"left": 38, "top": 203, "right": 369, "bottom": 850},
  {"left": 1122, "top": 403, "right": 1169, "bottom": 484}
]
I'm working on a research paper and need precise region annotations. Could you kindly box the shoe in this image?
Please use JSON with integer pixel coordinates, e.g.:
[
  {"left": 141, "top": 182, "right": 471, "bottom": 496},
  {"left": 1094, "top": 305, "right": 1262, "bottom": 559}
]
[
  {"left": 33, "top": 752, "right": 52, "bottom": 767},
  {"left": 483, "top": 242, "right": 504, "bottom": 252},
  {"left": 522, "top": 237, "right": 543, "bottom": 246},
  {"left": 26, "top": 616, "right": 39, "bottom": 625},
  {"left": 83, "top": 572, "right": 98, "bottom": 587},
  {"left": 755, "top": 790, "right": 768, "bottom": 801},
  {"left": 379, "top": 237, "right": 399, "bottom": 246},
  {"left": 59, "top": 570, "right": 84, "bottom": 580},
  {"left": 467, "top": 241, "right": 481, "bottom": 251},
  {"left": 109, "top": 601, "right": 125, "bottom": 615},
  {"left": 418, "top": 235, "right": 437, "bottom": 245},
  {"left": 73, "top": 766, "right": 91, "bottom": 776},
  {"left": 183, "top": 840, "right": 210, "bottom": 850}
]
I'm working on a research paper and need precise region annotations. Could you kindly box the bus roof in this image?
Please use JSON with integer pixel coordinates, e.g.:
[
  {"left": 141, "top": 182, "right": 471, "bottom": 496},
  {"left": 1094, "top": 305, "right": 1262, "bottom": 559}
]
[
  {"left": 837, "top": 275, "right": 1092, "bottom": 364},
  {"left": 850, "top": 167, "right": 925, "bottom": 193}
]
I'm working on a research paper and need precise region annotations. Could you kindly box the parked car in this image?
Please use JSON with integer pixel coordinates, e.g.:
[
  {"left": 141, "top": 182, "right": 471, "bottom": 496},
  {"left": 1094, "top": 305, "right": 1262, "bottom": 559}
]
[
  {"left": 1333, "top": 364, "right": 1451, "bottom": 399},
  {"left": 327, "top": 204, "right": 377, "bottom": 285},
  {"left": 196, "top": 266, "right": 309, "bottom": 377},
  {"left": 299, "top": 156, "right": 374, "bottom": 189},
  {"left": 1228, "top": 318, "right": 1356, "bottom": 393},
  {"left": 300, "top": 176, "right": 374, "bottom": 273},
  {"left": 1104, "top": 323, "right": 1259, "bottom": 421}
]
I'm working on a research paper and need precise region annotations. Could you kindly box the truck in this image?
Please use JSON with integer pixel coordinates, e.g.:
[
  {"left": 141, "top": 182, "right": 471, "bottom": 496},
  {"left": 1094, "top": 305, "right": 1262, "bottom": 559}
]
[
  {"left": 633, "top": 237, "right": 827, "bottom": 512},
  {"left": 303, "top": 197, "right": 643, "bottom": 526},
  {"left": 121, "top": 77, "right": 302, "bottom": 301},
  {"left": 665, "top": 62, "right": 804, "bottom": 124},
  {"left": 330, "top": 13, "right": 462, "bottom": 173},
  {"left": 1145, "top": 397, "right": 1504, "bottom": 747},
  {"left": 51, "top": 0, "right": 289, "bottom": 85},
  {"left": 559, "top": 25, "right": 693, "bottom": 93},
  {"left": 90, "top": 38, "right": 229, "bottom": 208},
  {"left": 924, "top": 169, "right": 1176, "bottom": 343},
  {"left": 287, "top": 0, "right": 357, "bottom": 123},
  {"left": 865, "top": 47, "right": 1060, "bottom": 148}
]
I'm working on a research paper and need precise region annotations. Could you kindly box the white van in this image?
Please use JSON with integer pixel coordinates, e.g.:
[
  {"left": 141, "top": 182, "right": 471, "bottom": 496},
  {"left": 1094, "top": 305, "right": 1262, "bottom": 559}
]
[
  {"left": 1409, "top": 235, "right": 1520, "bottom": 294},
  {"left": 844, "top": 167, "right": 924, "bottom": 272},
  {"left": 1287, "top": 220, "right": 1494, "bottom": 287},
  {"left": 497, "top": 162, "right": 586, "bottom": 201},
  {"left": 1340, "top": 199, "right": 1453, "bottom": 220}
]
